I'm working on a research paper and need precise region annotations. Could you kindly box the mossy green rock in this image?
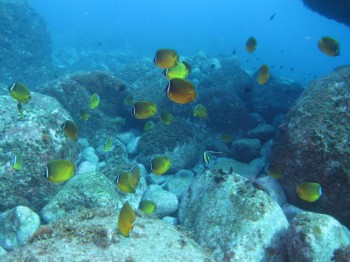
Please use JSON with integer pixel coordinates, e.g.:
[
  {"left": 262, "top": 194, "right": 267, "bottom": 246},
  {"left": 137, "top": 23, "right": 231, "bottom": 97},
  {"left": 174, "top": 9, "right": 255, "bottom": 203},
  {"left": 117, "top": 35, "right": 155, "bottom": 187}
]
[
  {"left": 0, "top": 93, "right": 78, "bottom": 214},
  {"left": 178, "top": 170, "right": 289, "bottom": 261},
  {"left": 270, "top": 66, "right": 350, "bottom": 227},
  {"left": 287, "top": 212, "right": 350, "bottom": 262},
  {"left": 41, "top": 172, "right": 122, "bottom": 223}
]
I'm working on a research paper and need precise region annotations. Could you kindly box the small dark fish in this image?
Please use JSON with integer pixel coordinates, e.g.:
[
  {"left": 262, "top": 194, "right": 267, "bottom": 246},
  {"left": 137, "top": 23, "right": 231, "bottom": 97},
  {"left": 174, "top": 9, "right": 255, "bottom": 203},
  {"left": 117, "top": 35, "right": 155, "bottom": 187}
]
[
  {"left": 133, "top": 101, "right": 157, "bottom": 119},
  {"left": 290, "top": 68, "right": 294, "bottom": 72},
  {"left": 279, "top": 66, "right": 283, "bottom": 70},
  {"left": 203, "top": 151, "right": 222, "bottom": 167},
  {"left": 154, "top": 49, "right": 179, "bottom": 69},
  {"left": 151, "top": 156, "right": 171, "bottom": 175},
  {"left": 245, "top": 37, "right": 257, "bottom": 53},
  {"left": 269, "top": 13, "right": 276, "bottom": 21},
  {"left": 118, "top": 201, "right": 136, "bottom": 237},
  {"left": 317, "top": 36, "right": 340, "bottom": 57},
  {"left": 232, "top": 50, "right": 237, "bottom": 55},
  {"left": 164, "top": 61, "right": 191, "bottom": 80},
  {"left": 8, "top": 82, "right": 31, "bottom": 104},
  {"left": 139, "top": 200, "right": 156, "bottom": 214},
  {"left": 165, "top": 78, "right": 196, "bottom": 104},
  {"left": 160, "top": 110, "right": 173, "bottom": 125},
  {"left": 11, "top": 153, "right": 23, "bottom": 171},
  {"left": 61, "top": 120, "right": 78, "bottom": 141},
  {"left": 45, "top": 159, "right": 75, "bottom": 182},
  {"left": 257, "top": 64, "right": 270, "bottom": 85},
  {"left": 296, "top": 182, "right": 322, "bottom": 202}
]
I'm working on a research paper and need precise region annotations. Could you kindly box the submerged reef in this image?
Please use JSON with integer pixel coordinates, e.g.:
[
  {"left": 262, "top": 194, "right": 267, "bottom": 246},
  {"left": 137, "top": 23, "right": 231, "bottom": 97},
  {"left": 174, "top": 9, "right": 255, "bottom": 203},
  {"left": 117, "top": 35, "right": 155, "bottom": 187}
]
[
  {"left": 1, "top": 209, "right": 214, "bottom": 261},
  {"left": 270, "top": 65, "right": 350, "bottom": 227},
  {"left": 302, "top": 0, "right": 350, "bottom": 27},
  {"left": 178, "top": 170, "right": 289, "bottom": 261},
  {"left": 0, "top": 0, "right": 53, "bottom": 87},
  {"left": 0, "top": 93, "right": 79, "bottom": 213},
  {"left": 36, "top": 71, "right": 129, "bottom": 144},
  {"left": 136, "top": 120, "right": 205, "bottom": 171}
]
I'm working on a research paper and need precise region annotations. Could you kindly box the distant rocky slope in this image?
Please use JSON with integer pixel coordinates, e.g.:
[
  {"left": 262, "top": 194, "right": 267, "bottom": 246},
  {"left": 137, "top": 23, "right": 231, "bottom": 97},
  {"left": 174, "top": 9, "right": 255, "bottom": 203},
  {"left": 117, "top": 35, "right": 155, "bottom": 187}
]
[
  {"left": 0, "top": 0, "right": 53, "bottom": 87},
  {"left": 302, "top": 0, "right": 350, "bottom": 27}
]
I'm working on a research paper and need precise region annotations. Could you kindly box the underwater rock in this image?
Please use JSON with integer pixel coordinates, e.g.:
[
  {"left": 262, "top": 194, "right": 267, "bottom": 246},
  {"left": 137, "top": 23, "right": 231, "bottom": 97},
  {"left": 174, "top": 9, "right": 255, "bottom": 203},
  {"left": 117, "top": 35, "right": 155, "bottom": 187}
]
[
  {"left": 282, "top": 203, "right": 304, "bottom": 222},
  {"left": 247, "top": 77, "right": 303, "bottom": 123},
  {"left": 332, "top": 245, "right": 350, "bottom": 262},
  {"left": 196, "top": 88, "right": 252, "bottom": 136},
  {"left": 197, "top": 55, "right": 253, "bottom": 100},
  {"left": 76, "top": 161, "right": 96, "bottom": 174},
  {"left": 212, "top": 157, "right": 262, "bottom": 179},
  {"left": 162, "top": 216, "right": 178, "bottom": 226},
  {"left": 0, "top": 246, "right": 6, "bottom": 257},
  {"left": 0, "top": 0, "right": 53, "bottom": 87},
  {"left": 36, "top": 71, "right": 129, "bottom": 142},
  {"left": 142, "top": 185, "right": 179, "bottom": 218},
  {"left": 126, "top": 136, "right": 141, "bottom": 155},
  {"left": 286, "top": 212, "right": 350, "bottom": 262},
  {"left": 178, "top": 170, "right": 289, "bottom": 261},
  {"left": 146, "top": 173, "right": 173, "bottom": 186},
  {"left": 41, "top": 172, "right": 121, "bottom": 223},
  {"left": 0, "top": 93, "right": 79, "bottom": 213},
  {"left": 165, "top": 169, "right": 194, "bottom": 200},
  {"left": 232, "top": 138, "right": 261, "bottom": 163},
  {"left": 0, "top": 206, "right": 40, "bottom": 251},
  {"left": 270, "top": 66, "right": 350, "bottom": 227},
  {"left": 254, "top": 176, "right": 287, "bottom": 206},
  {"left": 78, "top": 146, "right": 99, "bottom": 166},
  {"left": 95, "top": 137, "right": 130, "bottom": 182},
  {"left": 247, "top": 124, "right": 276, "bottom": 143},
  {"left": 260, "top": 139, "right": 274, "bottom": 161},
  {"left": 1, "top": 210, "right": 214, "bottom": 261},
  {"left": 136, "top": 121, "right": 202, "bottom": 172},
  {"left": 302, "top": 0, "right": 350, "bottom": 27}
]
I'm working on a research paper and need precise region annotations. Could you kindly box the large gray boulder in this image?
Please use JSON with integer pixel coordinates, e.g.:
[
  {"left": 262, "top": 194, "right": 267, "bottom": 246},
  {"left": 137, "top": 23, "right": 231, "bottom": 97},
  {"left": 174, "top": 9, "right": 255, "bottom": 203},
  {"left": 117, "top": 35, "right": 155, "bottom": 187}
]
[
  {"left": 1, "top": 210, "right": 214, "bottom": 261},
  {"left": 41, "top": 172, "right": 122, "bottom": 223},
  {"left": 287, "top": 212, "right": 350, "bottom": 262},
  {"left": 142, "top": 185, "right": 179, "bottom": 218},
  {"left": 0, "top": 206, "right": 40, "bottom": 251},
  {"left": 270, "top": 66, "right": 350, "bottom": 227},
  {"left": 178, "top": 170, "right": 289, "bottom": 261},
  {"left": 0, "top": 93, "right": 79, "bottom": 213}
]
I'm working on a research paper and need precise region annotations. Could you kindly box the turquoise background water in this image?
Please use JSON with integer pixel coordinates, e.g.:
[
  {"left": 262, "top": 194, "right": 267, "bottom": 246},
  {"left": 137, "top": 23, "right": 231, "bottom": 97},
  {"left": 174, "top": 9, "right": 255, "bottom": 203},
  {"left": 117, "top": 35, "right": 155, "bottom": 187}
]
[{"left": 28, "top": 0, "right": 350, "bottom": 85}]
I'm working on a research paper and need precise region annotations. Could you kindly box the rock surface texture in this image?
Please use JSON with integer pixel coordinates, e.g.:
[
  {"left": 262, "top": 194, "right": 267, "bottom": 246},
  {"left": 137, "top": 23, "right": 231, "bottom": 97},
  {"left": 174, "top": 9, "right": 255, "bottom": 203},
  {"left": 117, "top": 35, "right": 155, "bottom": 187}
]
[{"left": 270, "top": 66, "right": 350, "bottom": 227}]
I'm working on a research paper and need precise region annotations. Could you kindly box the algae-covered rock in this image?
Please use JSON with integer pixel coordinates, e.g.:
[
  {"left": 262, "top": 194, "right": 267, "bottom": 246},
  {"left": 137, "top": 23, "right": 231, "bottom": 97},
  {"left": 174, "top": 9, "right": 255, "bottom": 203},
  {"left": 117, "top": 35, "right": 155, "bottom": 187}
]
[
  {"left": 136, "top": 120, "right": 203, "bottom": 171},
  {"left": 178, "top": 170, "right": 289, "bottom": 261},
  {"left": 232, "top": 138, "right": 261, "bottom": 163},
  {"left": 0, "top": 93, "right": 79, "bottom": 213},
  {"left": 286, "top": 212, "right": 350, "bottom": 262},
  {"left": 247, "top": 77, "right": 303, "bottom": 123},
  {"left": 0, "top": 206, "right": 40, "bottom": 251},
  {"left": 247, "top": 124, "right": 277, "bottom": 143},
  {"left": 270, "top": 66, "right": 350, "bottom": 227},
  {"left": 1, "top": 210, "right": 214, "bottom": 261},
  {"left": 41, "top": 172, "right": 122, "bottom": 223},
  {"left": 37, "top": 71, "right": 129, "bottom": 142},
  {"left": 0, "top": 0, "right": 53, "bottom": 87}
]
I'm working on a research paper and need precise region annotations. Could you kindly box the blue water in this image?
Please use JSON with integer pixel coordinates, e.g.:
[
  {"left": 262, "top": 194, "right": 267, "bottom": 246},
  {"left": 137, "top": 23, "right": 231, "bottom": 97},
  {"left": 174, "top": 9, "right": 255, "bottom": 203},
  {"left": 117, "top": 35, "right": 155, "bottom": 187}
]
[{"left": 29, "top": 0, "right": 350, "bottom": 86}]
